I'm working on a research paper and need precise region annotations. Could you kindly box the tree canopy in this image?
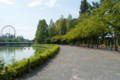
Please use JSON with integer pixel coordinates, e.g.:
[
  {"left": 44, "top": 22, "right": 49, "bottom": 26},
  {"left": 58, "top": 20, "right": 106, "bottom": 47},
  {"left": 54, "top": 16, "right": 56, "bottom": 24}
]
[
  {"left": 34, "top": 0, "right": 120, "bottom": 50},
  {"left": 79, "top": 0, "right": 89, "bottom": 15},
  {"left": 35, "top": 20, "right": 48, "bottom": 43}
]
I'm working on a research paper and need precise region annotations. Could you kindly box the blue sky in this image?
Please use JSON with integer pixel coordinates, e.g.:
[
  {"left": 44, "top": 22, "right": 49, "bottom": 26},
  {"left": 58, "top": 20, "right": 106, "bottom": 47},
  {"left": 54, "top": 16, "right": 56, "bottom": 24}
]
[{"left": 0, "top": 0, "right": 99, "bottom": 40}]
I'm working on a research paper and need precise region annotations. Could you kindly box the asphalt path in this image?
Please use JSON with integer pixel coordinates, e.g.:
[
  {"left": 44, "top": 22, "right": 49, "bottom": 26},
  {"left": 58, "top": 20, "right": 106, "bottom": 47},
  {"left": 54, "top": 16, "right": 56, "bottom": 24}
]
[{"left": 19, "top": 45, "right": 120, "bottom": 80}]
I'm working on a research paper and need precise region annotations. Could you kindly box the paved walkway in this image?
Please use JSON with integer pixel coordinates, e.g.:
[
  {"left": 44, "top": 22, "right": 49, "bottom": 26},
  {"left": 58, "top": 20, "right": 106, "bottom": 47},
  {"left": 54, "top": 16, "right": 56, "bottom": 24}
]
[{"left": 19, "top": 45, "right": 120, "bottom": 80}]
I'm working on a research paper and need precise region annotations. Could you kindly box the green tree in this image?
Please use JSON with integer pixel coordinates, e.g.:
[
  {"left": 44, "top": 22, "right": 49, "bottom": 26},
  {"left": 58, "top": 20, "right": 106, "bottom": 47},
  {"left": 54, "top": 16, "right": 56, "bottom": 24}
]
[
  {"left": 48, "top": 19, "right": 55, "bottom": 37},
  {"left": 59, "top": 19, "right": 67, "bottom": 35},
  {"left": 55, "top": 15, "right": 67, "bottom": 35},
  {"left": 92, "top": 2, "right": 100, "bottom": 9},
  {"left": 12, "top": 38, "right": 21, "bottom": 42},
  {"left": 54, "top": 19, "right": 61, "bottom": 35},
  {"left": 79, "top": 0, "right": 89, "bottom": 15},
  {"left": 98, "top": 0, "right": 120, "bottom": 51},
  {"left": 100, "top": 0, "right": 104, "bottom": 3},
  {"left": 35, "top": 20, "right": 48, "bottom": 43},
  {"left": 66, "top": 14, "right": 72, "bottom": 32}
]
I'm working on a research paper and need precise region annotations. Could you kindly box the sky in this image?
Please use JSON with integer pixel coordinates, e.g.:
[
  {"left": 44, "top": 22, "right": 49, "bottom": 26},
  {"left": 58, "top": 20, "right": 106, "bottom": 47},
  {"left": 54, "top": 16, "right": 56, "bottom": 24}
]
[{"left": 0, "top": 0, "right": 99, "bottom": 40}]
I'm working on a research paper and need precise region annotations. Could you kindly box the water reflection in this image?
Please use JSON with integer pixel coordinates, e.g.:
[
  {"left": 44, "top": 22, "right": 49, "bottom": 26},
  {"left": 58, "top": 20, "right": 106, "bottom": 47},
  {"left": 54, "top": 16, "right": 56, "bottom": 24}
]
[{"left": 0, "top": 46, "right": 35, "bottom": 65}]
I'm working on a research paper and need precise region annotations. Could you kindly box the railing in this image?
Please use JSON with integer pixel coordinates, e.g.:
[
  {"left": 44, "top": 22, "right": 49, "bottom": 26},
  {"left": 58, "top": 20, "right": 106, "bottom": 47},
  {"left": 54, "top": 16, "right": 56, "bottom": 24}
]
[
  {"left": 0, "top": 42, "right": 34, "bottom": 44},
  {"left": 74, "top": 43, "right": 118, "bottom": 51}
]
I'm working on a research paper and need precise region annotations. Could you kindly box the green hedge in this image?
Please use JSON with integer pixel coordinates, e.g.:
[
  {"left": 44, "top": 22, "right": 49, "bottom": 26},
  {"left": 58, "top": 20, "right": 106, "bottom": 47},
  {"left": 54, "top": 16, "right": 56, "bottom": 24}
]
[{"left": 0, "top": 44, "right": 59, "bottom": 80}]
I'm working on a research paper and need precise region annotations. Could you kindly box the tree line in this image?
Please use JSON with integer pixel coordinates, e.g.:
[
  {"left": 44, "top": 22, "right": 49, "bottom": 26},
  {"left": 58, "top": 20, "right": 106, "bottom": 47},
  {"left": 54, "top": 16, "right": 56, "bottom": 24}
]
[
  {"left": 34, "top": 14, "right": 78, "bottom": 43},
  {"left": 0, "top": 35, "right": 31, "bottom": 42},
  {"left": 35, "top": 0, "right": 120, "bottom": 51}
]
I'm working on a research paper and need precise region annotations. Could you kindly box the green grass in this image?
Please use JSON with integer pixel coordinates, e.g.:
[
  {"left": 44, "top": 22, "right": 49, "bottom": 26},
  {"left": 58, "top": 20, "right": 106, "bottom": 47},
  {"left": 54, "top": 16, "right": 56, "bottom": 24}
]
[{"left": 0, "top": 44, "right": 59, "bottom": 80}]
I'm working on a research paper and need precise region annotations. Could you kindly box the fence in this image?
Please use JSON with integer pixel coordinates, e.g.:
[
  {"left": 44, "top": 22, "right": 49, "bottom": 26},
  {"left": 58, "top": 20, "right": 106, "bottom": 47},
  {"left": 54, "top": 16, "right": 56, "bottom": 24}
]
[
  {"left": 74, "top": 42, "right": 118, "bottom": 51},
  {"left": 0, "top": 67, "right": 8, "bottom": 80},
  {"left": 0, "top": 53, "right": 50, "bottom": 80}
]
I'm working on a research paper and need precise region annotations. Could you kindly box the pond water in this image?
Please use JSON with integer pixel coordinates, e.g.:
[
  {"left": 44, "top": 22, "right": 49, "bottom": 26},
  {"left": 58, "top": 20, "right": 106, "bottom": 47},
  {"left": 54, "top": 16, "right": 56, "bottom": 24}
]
[{"left": 0, "top": 46, "right": 35, "bottom": 65}]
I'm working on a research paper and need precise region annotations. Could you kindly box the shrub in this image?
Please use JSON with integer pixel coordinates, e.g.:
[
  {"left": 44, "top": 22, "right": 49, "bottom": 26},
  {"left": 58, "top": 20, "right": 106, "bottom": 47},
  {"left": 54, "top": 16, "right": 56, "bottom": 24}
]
[{"left": 0, "top": 44, "right": 59, "bottom": 80}]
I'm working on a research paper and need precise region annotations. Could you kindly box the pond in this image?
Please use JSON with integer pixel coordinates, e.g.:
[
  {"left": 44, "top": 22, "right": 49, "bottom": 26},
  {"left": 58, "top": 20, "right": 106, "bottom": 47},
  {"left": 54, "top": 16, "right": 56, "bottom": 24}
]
[{"left": 0, "top": 46, "right": 35, "bottom": 65}]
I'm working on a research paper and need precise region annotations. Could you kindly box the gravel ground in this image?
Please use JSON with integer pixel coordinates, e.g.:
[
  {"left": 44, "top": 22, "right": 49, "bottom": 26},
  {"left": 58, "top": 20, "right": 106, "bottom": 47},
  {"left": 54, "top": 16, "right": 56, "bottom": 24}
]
[{"left": 19, "top": 45, "right": 120, "bottom": 80}]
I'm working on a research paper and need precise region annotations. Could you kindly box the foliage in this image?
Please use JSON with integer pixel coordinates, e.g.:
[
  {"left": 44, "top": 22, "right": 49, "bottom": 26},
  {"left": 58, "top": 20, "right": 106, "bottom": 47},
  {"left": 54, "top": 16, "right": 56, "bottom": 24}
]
[
  {"left": 0, "top": 57, "right": 4, "bottom": 71},
  {"left": 34, "top": 0, "right": 120, "bottom": 50},
  {"left": 11, "top": 57, "right": 17, "bottom": 67},
  {"left": 0, "top": 38, "right": 5, "bottom": 42},
  {"left": 35, "top": 20, "right": 48, "bottom": 43},
  {"left": 43, "top": 0, "right": 120, "bottom": 49},
  {"left": 48, "top": 19, "right": 56, "bottom": 37},
  {"left": 1, "top": 34, "right": 27, "bottom": 42},
  {"left": 79, "top": 0, "right": 89, "bottom": 15},
  {"left": 0, "top": 44, "right": 59, "bottom": 80},
  {"left": 12, "top": 38, "right": 21, "bottom": 42},
  {"left": 0, "top": 57, "right": 4, "bottom": 79},
  {"left": 59, "top": 19, "right": 67, "bottom": 35},
  {"left": 66, "top": 14, "right": 73, "bottom": 32}
]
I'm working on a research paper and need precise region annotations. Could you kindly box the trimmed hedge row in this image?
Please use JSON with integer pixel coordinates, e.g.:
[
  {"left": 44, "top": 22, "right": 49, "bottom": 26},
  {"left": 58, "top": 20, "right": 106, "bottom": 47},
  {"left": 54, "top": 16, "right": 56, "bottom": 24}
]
[{"left": 0, "top": 44, "right": 59, "bottom": 80}]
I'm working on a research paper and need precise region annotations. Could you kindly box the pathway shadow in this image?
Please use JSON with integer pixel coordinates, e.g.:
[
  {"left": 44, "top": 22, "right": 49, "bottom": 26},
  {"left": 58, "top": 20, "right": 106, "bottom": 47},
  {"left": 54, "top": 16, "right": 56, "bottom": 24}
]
[{"left": 17, "top": 51, "right": 60, "bottom": 80}]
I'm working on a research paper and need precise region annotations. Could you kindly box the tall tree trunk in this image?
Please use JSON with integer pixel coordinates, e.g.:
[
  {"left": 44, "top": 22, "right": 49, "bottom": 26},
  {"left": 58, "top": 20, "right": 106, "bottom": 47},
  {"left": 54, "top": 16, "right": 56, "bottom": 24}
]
[
  {"left": 91, "top": 37, "right": 93, "bottom": 48},
  {"left": 87, "top": 38, "right": 90, "bottom": 48},
  {"left": 79, "top": 39, "right": 81, "bottom": 46},
  {"left": 102, "top": 32, "right": 104, "bottom": 44},
  {"left": 106, "top": 39, "right": 107, "bottom": 48},
  {"left": 114, "top": 36, "right": 118, "bottom": 51},
  {"left": 114, "top": 31, "right": 118, "bottom": 51}
]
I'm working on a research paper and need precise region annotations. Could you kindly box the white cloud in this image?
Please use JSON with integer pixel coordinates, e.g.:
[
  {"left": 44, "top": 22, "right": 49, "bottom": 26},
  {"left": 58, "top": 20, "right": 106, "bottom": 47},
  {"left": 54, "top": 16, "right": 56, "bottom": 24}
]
[
  {"left": 28, "top": 0, "right": 56, "bottom": 8},
  {"left": 28, "top": 0, "right": 42, "bottom": 7},
  {"left": 45, "top": 0, "right": 56, "bottom": 7},
  {"left": 0, "top": 0, "right": 14, "bottom": 5}
]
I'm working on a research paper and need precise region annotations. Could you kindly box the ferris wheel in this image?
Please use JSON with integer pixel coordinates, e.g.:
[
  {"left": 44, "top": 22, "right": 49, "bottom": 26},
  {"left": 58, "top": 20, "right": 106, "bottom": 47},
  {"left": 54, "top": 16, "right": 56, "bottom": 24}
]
[{"left": 0, "top": 25, "right": 16, "bottom": 37}]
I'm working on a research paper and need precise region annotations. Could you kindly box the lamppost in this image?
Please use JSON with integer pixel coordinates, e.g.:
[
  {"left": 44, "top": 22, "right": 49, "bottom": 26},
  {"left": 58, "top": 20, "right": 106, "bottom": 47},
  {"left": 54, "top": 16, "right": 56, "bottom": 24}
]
[{"left": 109, "top": 42, "right": 112, "bottom": 51}]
